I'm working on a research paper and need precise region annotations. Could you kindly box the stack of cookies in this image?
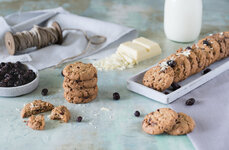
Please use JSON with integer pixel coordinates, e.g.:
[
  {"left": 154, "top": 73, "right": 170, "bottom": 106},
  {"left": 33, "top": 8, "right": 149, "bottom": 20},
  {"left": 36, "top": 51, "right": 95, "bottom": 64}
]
[
  {"left": 143, "top": 31, "right": 229, "bottom": 92},
  {"left": 142, "top": 108, "right": 195, "bottom": 135},
  {"left": 63, "top": 62, "right": 98, "bottom": 104}
]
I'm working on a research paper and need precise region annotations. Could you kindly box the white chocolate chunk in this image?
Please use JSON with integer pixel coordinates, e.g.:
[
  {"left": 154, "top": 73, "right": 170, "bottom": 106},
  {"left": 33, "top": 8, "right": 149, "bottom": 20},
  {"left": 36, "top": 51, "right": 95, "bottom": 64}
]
[
  {"left": 132, "top": 37, "right": 161, "bottom": 59},
  {"left": 93, "top": 37, "right": 162, "bottom": 71},
  {"left": 117, "top": 41, "right": 150, "bottom": 63}
]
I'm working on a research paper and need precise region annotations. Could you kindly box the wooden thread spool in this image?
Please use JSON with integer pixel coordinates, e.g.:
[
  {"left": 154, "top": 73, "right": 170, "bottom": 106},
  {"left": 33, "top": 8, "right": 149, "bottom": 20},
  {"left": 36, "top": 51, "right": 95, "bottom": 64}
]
[{"left": 4, "top": 22, "right": 63, "bottom": 55}]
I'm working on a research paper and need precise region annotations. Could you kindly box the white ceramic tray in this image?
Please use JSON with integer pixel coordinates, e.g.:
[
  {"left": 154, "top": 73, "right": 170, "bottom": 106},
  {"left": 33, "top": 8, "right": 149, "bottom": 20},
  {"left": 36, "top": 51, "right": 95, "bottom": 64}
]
[
  {"left": 127, "top": 57, "right": 229, "bottom": 104},
  {"left": 0, "top": 63, "right": 39, "bottom": 97}
]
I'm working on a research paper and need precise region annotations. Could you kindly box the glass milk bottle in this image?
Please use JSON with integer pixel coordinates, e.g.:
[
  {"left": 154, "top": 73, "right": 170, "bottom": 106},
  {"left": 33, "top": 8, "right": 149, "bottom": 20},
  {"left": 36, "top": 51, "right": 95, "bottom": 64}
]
[{"left": 164, "top": 0, "right": 202, "bottom": 42}]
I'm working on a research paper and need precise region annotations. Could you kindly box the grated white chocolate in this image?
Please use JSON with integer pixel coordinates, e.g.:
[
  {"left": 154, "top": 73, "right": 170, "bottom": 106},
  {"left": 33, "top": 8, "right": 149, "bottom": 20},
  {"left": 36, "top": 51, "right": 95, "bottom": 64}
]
[
  {"left": 176, "top": 50, "right": 191, "bottom": 57},
  {"left": 159, "top": 61, "right": 169, "bottom": 72}
]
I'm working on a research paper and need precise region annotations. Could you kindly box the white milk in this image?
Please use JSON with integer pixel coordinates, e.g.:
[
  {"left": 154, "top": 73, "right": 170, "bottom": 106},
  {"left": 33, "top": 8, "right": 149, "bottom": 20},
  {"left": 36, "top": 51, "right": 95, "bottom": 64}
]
[{"left": 164, "top": 0, "right": 202, "bottom": 42}]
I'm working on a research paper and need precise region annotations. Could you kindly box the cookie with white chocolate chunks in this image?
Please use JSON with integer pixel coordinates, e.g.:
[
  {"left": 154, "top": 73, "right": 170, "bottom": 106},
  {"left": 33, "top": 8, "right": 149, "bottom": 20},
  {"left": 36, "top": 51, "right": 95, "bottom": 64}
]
[
  {"left": 210, "top": 33, "right": 227, "bottom": 60},
  {"left": 190, "top": 45, "right": 207, "bottom": 73},
  {"left": 219, "top": 31, "right": 229, "bottom": 57},
  {"left": 142, "top": 65, "right": 174, "bottom": 92},
  {"left": 167, "top": 112, "right": 195, "bottom": 135},
  {"left": 21, "top": 100, "right": 54, "bottom": 118},
  {"left": 142, "top": 108, "right": 178, "bottom": 135},
  {"left": 27, "top": 115, "right": 45, "bottom": 130},
  {"left": 176, "top": 48, "right": 198, "bottom": 76},
  {"left": 63, "top": 62, "right": 97, "bottom": 81},
  {"left": 50, "top": 105, "right": 71, "bottom": 123},
  {"left": 197, "top": 37, "right": 220, "bottom": 63},
  {"left": 160, "top": 54, "right": 191, "bottom": 83}
]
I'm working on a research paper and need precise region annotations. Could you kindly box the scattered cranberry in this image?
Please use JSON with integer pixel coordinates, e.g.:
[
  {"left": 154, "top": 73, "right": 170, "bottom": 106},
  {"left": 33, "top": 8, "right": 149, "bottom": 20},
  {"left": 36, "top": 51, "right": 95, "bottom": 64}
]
[
  {"left": 77, "top": 116, "right": 82, "bottom": 122},
  {"left": 113, "top": 92, "right": 120, "bottom": 100},
  {"left": 134, "top": 111, "right": 140, "bottom": 117},
  {"left": 41, "top": 88, "right": 48, "bottom": 96},
  {"left": 186, "top": 98, "right": 195, "bottom": 106},
  {"left": 171, "top": 83, "right": 181, "bottom": 91},
  {"left": 167, "top": 60, "right": 176, "bottom": 68},
  {"left": 164, "top": 91, "right": 169, "bottom": 95},
  {"left": 202, "top": 68, "right": 211, "bottom": 75}
]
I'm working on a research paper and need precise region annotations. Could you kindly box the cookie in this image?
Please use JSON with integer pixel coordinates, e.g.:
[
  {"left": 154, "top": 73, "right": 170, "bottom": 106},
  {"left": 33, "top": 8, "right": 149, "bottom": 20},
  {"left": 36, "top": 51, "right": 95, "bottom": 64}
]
[
  {"left": 167, "top": 112, "right": 195, "bottom": 135},
  {"left": 176, "top": 48, "right": 198, "bottom": 75},
  {"left": 21, "top": 100, "right": 54, "bottom": 118},
  {"left": 160, "top": 54, "right": 191, "bottom": 82},
  {"left": 64, "top": 86, "right": 98, "bottom": 97},
  {"left": 63, "top": 62, "right": 97, "bottom": 80},
  {"left": 191, "top": 45, "right": 207, "bottom": 73},
  {"left": 197, "top": 37, "right": 220, "bottom": 63},
  {"left": 211, "top": 33, "right": 227, "bottom": 60},
  {"left": 142, "top": 65, "right": 174, "bottom": 92},
  {"left": 194, "top": 43, "right": 214, "bottom": 67},
  {"left": 27, "top": 115, "right": 45, "bottom": 130},
  {"left": 142, "top": 108, "right": 178, "bottom": 135},
  {"left": 222, "top": 31, "right": 229, "bottom": 57},
  {"left": 63, "top": 77, "right": 98, "bottom": 89},
  {"left": 64, "top": 92, "right": 97, "bottom": 104},
  {"left": 50, "top": 105, "right": 71, "bottom": 123}
]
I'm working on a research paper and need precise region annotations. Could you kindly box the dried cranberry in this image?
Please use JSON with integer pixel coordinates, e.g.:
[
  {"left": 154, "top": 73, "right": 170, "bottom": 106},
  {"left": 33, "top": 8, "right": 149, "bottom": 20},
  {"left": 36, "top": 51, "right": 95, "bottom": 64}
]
[
  {"left": 134, "top": 111, "right": 140, "bottom": 117},
  {"left": 202, "top": 68, "right": 211, "bottom": 75},
  {"left": 171, "top": 83, "right": 181, "bottom": 91},
  {"left": 77, "top": 116, "right": 82, "bottom": 122},
  {"left": 167, "top": 60, "right": 176, "bottom": 68},
  {"left": 186, "top": 98, "right": 195, "bottom": 106},
  {"left": 203, "top": 40, "right": 210, "bottom": 46},
  {"left": 186, "top": 46, "right": 191, "bottom": 50},
  {"left": 113, "top": 92, "right": 120, "bottom": 100},
  {"left": 41, "top": 88, "right": 48, "bottom": 96}
]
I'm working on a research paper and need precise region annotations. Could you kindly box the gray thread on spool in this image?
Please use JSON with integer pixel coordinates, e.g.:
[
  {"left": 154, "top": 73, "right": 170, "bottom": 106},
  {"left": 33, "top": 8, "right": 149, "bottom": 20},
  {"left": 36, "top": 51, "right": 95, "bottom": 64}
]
[
  {"left": 4, "top": 22, "right": 107, "bottom": 67},
  {"left": 14, "top": 25, "right": 59, "bottom": 51}
]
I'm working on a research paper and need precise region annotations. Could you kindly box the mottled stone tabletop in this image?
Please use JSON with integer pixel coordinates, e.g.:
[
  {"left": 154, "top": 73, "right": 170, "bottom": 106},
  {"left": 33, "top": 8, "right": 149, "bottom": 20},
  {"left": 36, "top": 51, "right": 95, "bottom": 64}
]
[{"left": 0, "top": 0, "right": 228, "bottom": 150}]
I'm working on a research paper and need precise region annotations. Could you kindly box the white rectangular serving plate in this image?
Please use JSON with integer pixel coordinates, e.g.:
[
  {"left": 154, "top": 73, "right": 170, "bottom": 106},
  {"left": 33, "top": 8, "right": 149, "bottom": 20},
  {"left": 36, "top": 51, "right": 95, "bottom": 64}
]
[{"left": 127, "top": 57, "right": 229, "bottom": 104}]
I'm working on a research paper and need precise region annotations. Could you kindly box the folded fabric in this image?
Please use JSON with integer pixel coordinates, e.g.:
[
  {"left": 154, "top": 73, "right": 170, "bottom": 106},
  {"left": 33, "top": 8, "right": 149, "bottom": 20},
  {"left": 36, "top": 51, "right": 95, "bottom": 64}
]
[
  {"left": 170, "top": 70, "right": 229, "bottom": 150},
  {"left": 0, "top": 7, "right": 137, "bottom": 70}
]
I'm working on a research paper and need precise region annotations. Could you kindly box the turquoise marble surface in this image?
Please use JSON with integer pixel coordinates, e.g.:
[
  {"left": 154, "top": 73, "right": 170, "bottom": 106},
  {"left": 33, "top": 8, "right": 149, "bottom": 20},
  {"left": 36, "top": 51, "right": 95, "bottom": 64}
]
[
  {"left": 0, "top": 60, "right": 194, "bottom": 150},
  {"left": 0, "top": 0, "right": 228, "bottom": 149}
]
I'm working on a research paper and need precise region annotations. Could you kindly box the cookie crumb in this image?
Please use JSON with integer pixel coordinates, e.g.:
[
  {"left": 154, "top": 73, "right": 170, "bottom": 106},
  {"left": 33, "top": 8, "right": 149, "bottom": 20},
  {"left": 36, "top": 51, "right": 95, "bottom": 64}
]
[{"left": 100, "top": 107, "right": 110, "bottom": 111}]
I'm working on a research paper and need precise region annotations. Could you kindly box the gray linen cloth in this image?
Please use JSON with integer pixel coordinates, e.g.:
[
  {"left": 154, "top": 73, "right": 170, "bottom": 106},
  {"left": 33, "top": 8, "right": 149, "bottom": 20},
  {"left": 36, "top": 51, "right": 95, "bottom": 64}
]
[
  {"left": 170, "top": 70, "right": 229, "bottom": 150},
  {"left": 0, "top": 7, "right": 137, "bottom": 70}
]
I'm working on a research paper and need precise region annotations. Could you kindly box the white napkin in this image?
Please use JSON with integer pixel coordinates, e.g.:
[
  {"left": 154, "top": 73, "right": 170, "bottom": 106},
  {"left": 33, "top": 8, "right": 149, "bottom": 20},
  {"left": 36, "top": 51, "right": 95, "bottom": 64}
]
[
  {"left": 0, "top": 7, "right": 138, "bottom": 70},
  {"left": 170, "top": 70, "right": 229, "bottom": 150}
]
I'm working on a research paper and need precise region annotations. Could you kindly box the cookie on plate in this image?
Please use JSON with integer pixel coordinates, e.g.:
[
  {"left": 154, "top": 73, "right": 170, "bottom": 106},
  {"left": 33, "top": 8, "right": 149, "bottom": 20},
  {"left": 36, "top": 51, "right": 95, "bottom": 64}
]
[
  {"left": 197, "top": 37, "right": 220, "bottom": 63},
  {"left": 176, "top": 48, "right": 198, "bottom": 76},
  {"left": 21, "top": 100, "right": 54, "bottom": 118},
  {"left": 211, "top": 33, "right": 227, "bottom": 60},
  {"left": 63, "top": 62, "right": 97, "bottom": 81},
  {"left": 27, "top": 115, "right": 45, "bottom": 130},
  {"left": 191, "top": 45, "right": 207, "bottom": 73},
  {"left": 222, "top": 31, "right": 229, "bottom": 57},
  {"left": 142, "top": 108, "right": 178, "bottom": 135},
  {"left": 167, "top": 112, "right": 195, "bottom": 135},
  {"left": 143, "top": 65, "right": 174, "bottom": 92},
  {"left": 63, "top": 77, "right": 97, "bottom": 89},
  {"left": 50, "top": 106, "right": 71, "bottom": 123},
  {"left": 64, "top": 92, "right": 97, "bottom": 104},
  {"left": 195, "top": 43, "right": 214, "bottom": 67},
  {"left": 161, "top": 54, "right": 191, "bottom": 82}
]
